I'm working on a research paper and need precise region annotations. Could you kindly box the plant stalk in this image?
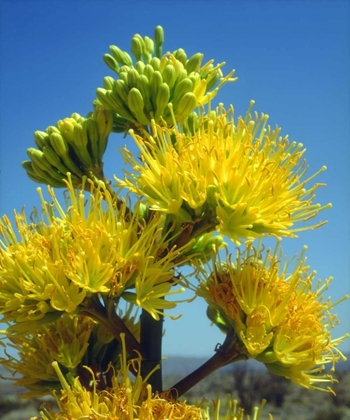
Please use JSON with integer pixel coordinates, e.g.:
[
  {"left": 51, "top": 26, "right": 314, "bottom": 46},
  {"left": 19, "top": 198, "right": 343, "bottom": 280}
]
[
  {"left": 140, "top": 308, "right": 164, "bottom": 393},
  {"left": 166, "top": 332, "right": 243, "bottom": 399},
  {"left": 81, "top": 296, "right": 143, "bottom": 359}
]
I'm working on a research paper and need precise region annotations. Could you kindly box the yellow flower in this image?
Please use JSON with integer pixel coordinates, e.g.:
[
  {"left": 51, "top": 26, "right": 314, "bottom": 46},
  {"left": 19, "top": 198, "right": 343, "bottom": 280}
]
[
  {"left": 0, "top": 314, "right": 95, "bottom": 397},
  {"left": 196, "top": 240, "right": 349, "bottom": 392},
  {"left": 0, "top": 304, "right": 143, "bottom": 397},
  {"left": 117, "top": 102, "right": 331, "bottom": 244},
  {"left": 30, "top": 334, "right": 270, "bottom": 420},
  {"left": 0, "top": 176, "right": 192, "bottom": 333}
]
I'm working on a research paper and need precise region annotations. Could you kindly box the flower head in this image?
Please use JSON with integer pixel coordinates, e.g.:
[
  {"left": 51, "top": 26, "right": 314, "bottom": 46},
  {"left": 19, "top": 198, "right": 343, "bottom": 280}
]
[
  {"left": 96, "top": 25, "right": 236, "bottom": 130},
  {"left": 30, "top": 334, "right": 270, "bottom": 420},
  {"left": 0, "top": 303, "right": 143, "bottom": 397},
  {"left": 22, "top": 109, "right": 113, "bottom": 189},
  {"left": 196, "top": 240, "right": 349, "bottom": 392},
  {"left": 117, "top": 103, "right": 331, "bottom": 244},
  {"left": 0, "top": 314, "right": 95, "bottom": 397},
  {"left": 0, "top": 176, "right": 192, "bottom": 333}
]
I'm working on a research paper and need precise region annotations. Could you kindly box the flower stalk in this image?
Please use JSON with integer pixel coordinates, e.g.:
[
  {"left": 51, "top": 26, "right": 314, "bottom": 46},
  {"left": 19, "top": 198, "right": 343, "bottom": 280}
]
[
  {"left": 140, "top": 308, "right": 164, "bottom": 393},
  {"left": 81, "top": 295, "right": 143, "bottom": 360},
  {"left": 167, "top": 330, "right": 245, "bottom": 399}
]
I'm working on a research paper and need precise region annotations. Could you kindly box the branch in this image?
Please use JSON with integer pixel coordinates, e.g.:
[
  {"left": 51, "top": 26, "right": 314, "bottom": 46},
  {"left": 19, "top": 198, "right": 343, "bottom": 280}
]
[
  {"left": 81, "top": 296, "right": 143, "bottom": 359},
  {"left": 165, "top": 332, "right": 244, "bottom": 399}
]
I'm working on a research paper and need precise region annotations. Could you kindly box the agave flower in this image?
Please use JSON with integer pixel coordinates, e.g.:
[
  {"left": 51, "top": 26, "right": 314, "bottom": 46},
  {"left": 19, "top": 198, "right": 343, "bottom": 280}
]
[
  {"left": 0, "top": 303, "right": 143, "bottom": 397},
  {"left": 30, "top": 334, "right": 269, "bottom": 420},
  {"left": 0, "top": 314, "right": 95, "bottom": 397},
  {"left": 0, "top": 176, "right": 192, "bottom": 334},
  {"left": 117, "top": 102, "right": 330, "bottom": 244},
  {"left": 196, "top": 240, "right": 349, "bottom": 392}
]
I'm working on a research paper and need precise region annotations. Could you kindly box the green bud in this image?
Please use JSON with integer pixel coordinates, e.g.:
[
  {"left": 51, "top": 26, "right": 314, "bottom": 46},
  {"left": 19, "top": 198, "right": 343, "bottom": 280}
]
[
  {"left": 172, "top": 78, "right": 193, "bottom": 106},
  {"left": 96, "top": 87, "right": 114, "bottom": 109},
  {"left": 155, "top": 83, "right": 170, "bottom": 120},
  {"left": 188, "top": 72, "right": 201, "bottom": 86},
  {"left": 109, "top": 45, "right": 124, "bottom": 63},
  {"left": 119, "top": 70, "right": 129, "bottom": 84},
  {"left": 190, "top": 232, "right": 225, "bottom": 257},
  {"left": 121, "top": 51, "right": 133, "bottom": 67},
  {"left": 172, "top": 58, "right": 185, "bottom": 78},
  {"left": 34, "top": 131, "right": 50, "bottom": 150},
  {"left": 144, "top": 36, "right": 154, "bottom": 55},
  {"left": 136, "top": 202, "right": 150, "bottom": 221},
  {"left": 173, "top": 48, "right": 187, "bottom": 65},
  {"left": 207, "top": 306, "right": 229, "bottom": 334},
  {"left": 175, "top": 92, "right": 197, "bottom": 120},
  {"left": 103, "top": 54, "right": 120, "bottom": 73},
  {"left": 154, "top": 25, "right": 164, "bottom": 45},
  {"left": 45, "top": 126, "right": 61, "bottom": 136},
  {"left": 256, "top": 351, "right": 280, "bottom": 364},
  {"left": 154, "top": 25, "right": 164, "bottom": 58},
  {"left": 137, "top": 74, "right": 152, "bottom": 113},
  {"left": 185, "top": 52, "right": 204, "bottom": 73},
  {"left": 22, "top": 159, "right": 36, "bottom": 175},
  {"left": 131, "top": 36, "right": 143, "bottom": 61},
  {"left": 127, "top": 68, "right": 140, "bottom": 88},
  {"left": 70, "top": 113, "right": 84, "bottom": 123},
  {"left": 103, "top": 76, "right": 115, "bottom": 90},
  {"left": 135, "top": 60, "right": 145, "bottom": 75},
  {"left": 161, "top": 64, "right": 177, "bottom": 89},
  {"left": 151, "top": 70, "right": 163, "bottom": 98},
  {"left": 143, "top": 64, "right": 154, "bottom": 81},
  {"left": 110, "top": 45, "right": 133, "bottom": 66},
  {"left": 113, "top": 79, "right": 129, "bottom": 103},
  {"left": 150, "top": 56, "right": 161, "bottom": 71},
  {"left": 128, "top": 88, "right": 150, "bottom": 125},
  {"left": 175, "top": 69, "right": 188, "bottom": 84}
]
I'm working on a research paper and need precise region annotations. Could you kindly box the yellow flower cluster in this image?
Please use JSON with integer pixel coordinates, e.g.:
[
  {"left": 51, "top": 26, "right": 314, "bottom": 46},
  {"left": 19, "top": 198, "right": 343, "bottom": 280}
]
[
  {"left": 0, "top": 304, "right": 142, "bottom": 397},
  {"left": 30, "top": 335, "right": 269, "bottom": 420},
  {"left": 196, "top": 240, "right": 349, "bottom": 392},
  {"left": 0, "top": 176, "right": 192, "bottom": 335},
  {"left": 0, "top": 314, "right": 95, "bottom": 396},
  {"left": 117, "top": 103, "right": 331, "bottom": 244}
]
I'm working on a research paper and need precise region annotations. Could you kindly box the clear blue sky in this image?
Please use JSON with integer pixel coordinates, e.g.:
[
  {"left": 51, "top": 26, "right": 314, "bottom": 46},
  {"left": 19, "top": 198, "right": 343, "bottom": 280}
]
[{"left": 0, "top": 0, "right": 349, "bottom": 357}]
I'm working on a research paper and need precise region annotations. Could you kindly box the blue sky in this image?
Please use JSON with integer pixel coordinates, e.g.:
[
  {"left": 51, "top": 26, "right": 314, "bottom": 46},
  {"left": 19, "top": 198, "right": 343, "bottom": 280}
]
[{"left": 0, "top": 0, "right": 349, "bottom": 357}]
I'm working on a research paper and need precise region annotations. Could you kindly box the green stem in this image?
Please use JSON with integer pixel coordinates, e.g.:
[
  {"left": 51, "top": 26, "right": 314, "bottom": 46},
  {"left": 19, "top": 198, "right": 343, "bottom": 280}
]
[
  {"left": 140, "top": 308, "right": 164, "bottom": 393},
  {"left": 166, "top": 332, "right": 244, "bottom": 399}
]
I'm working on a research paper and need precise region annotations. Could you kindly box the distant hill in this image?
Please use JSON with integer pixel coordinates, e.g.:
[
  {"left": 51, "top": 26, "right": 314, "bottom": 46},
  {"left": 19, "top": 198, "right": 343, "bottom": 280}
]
[
  {"left": 1, "top": 352, "right": 349, "bottom": 396},
  {"left": 162, "top": 355, "right": 264, "bottom": 377},
  {"left": 0, "top": 366, "right": 26, "bottom": 396},
  {"left": 162, "top": 351, "right": 350, "bottom": 377}
]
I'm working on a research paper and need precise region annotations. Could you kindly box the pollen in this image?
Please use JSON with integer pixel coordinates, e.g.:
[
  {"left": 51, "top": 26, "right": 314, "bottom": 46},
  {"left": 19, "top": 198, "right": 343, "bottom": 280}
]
[
  {"left": 116, "top": 103, "right": 330, "bottom": 245},
  {"left": 196, "top": 239, "right": 349, "bottom": 392}
]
